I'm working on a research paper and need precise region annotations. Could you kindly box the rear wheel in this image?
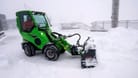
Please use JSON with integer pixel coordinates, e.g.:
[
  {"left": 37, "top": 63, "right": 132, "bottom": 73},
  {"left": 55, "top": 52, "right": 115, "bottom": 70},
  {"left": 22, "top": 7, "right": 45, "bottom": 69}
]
[
  {"left": 22, "top": 43, "right": 35, "bottom": 56},
  {"left": 43, "top": 45, "right": 60, "bottom": 61}
]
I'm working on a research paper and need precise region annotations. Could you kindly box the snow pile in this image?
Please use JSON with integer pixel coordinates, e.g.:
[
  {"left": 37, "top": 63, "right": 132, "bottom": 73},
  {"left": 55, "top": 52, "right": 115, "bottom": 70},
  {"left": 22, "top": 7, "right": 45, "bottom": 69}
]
[
  {"left": 97, "top": 27, "right": 138, "bottom": 51},
  {"left": 94, "top": 27, "right": 138, "bottom": 78},
  {"left": 95, "top": 27, "right": 138, "bottom": 60},
  {"left": 0, "top": 27, "right": 138, "bottom": 78}
]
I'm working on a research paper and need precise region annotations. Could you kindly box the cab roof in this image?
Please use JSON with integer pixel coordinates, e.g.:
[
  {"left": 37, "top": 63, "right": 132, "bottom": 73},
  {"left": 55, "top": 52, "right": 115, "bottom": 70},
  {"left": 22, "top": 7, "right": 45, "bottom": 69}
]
[{"left": 16, "top": 10, "right": 45, "bottom": 16}]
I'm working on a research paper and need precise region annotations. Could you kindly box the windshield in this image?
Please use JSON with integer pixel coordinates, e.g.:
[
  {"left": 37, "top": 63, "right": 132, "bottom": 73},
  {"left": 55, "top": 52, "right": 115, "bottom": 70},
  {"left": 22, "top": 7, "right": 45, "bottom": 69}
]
[{"left": 33, "top": 14, "right": 47, "bottom": 28}]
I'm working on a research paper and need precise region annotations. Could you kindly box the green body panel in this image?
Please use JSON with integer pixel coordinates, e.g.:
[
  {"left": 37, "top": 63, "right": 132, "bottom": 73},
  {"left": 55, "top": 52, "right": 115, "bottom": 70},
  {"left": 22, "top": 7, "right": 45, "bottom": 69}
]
[
  {"left": 16, "top": 10, "right": 71, "bottom": 52},
  {"left": 21, "top": 28, "right": 50, "bottom": 49}
]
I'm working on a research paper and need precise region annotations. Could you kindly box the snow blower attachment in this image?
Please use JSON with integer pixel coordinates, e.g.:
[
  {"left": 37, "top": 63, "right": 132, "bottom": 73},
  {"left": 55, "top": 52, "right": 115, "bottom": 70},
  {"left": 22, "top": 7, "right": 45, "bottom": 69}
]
[
  {"left": 65, "top": 34, "right": 97, "bottom": 68},
  {"left": 81, "top": 44, "right": 97, "bottom": 68},
  {"left": 16, "top": 10, "right": 97, "bottom": 68}
]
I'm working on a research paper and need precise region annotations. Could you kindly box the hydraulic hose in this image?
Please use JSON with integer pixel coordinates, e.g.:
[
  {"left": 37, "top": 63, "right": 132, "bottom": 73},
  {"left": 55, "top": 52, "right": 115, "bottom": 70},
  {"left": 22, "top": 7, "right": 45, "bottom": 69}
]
[
  {"left": 66, "top": 33, "right": 82, "bottom": 47},
  {"left": 52, "top": 32, "right": 62, "bottom": 37},
  {"left": 52, "top": 32, "right": 90, "bottom": 50},
  {"left": 67, "top": 33, "right": 90, "bottom": 51}
]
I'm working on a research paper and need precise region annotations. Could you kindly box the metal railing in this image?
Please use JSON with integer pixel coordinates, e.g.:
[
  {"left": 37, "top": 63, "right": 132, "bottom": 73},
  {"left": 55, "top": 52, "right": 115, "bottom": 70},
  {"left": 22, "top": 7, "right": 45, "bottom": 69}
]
[{"left": 91, "top": 20, "right": 138, "bottom": 31}]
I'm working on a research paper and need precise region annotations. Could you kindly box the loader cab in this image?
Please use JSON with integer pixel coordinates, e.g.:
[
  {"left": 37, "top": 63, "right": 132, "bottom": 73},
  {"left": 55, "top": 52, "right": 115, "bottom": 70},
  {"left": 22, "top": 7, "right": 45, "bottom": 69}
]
[
  {"left": 16, "top": 10, "right": 51, "bottom": 50},
  {"left": 16, "top": 11, "right": 50, "bottom": 32}
]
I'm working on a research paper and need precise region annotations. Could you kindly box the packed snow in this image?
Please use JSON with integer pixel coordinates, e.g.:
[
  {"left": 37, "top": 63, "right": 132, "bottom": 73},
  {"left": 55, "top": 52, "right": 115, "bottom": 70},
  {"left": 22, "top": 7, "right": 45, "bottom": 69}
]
[{"left": 0, "top": 27, "right": 138, "bottom": 78}]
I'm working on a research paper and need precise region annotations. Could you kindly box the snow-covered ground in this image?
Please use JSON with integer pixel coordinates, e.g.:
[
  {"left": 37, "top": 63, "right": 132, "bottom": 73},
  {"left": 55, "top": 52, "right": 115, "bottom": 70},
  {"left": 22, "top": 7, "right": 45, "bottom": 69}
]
[{"left": 0, "top": 27, "right": 138, "bottom": 78}]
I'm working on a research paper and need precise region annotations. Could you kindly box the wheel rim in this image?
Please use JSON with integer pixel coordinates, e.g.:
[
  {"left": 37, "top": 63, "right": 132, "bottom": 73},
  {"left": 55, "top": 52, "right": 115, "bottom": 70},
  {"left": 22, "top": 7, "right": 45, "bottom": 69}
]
[{"left": 46, "top": 49, "right": 55, "bottom": 58}]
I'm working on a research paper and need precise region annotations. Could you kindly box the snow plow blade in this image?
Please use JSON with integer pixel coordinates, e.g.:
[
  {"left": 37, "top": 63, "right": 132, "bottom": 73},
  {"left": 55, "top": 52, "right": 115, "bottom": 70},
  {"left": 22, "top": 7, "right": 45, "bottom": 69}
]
[{"left": 81, "top": 49, "right": 97, "bottom": 68}]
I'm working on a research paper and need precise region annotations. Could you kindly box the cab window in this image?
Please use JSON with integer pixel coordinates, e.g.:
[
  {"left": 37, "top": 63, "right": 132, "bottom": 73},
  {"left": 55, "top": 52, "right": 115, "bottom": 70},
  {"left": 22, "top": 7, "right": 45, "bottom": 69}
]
[{"left": 22, "top": 14, "right": 34, "bottom": 32}]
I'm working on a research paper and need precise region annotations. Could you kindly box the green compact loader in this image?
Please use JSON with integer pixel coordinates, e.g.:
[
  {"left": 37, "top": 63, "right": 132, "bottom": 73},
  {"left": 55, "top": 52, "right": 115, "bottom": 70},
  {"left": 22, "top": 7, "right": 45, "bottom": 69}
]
[{"left": 16, "top": 10, "right": 97, "bottom": 68}]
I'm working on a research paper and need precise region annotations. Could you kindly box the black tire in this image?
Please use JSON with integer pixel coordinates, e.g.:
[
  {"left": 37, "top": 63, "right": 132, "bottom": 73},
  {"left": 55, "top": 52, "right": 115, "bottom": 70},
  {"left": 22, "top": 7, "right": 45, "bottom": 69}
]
[
  {"left": 43, "top": 45, "right": 60, "bottom": 61},
  {"left": 22, "top": 43, "right": 35, "bottom": 56}
]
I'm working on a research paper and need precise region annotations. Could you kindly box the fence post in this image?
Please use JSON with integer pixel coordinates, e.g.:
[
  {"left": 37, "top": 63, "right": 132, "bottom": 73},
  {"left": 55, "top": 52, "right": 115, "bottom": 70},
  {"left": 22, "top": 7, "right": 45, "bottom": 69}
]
[{"left": 112, "top": 0, "right": 120, "bottom": 28}]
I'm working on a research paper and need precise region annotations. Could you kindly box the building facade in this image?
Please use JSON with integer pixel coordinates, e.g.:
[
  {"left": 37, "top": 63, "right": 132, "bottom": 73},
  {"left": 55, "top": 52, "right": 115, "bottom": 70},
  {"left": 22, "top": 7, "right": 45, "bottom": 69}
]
[{"left": 0, "top": 14, "right": 8, "bottom": 31}]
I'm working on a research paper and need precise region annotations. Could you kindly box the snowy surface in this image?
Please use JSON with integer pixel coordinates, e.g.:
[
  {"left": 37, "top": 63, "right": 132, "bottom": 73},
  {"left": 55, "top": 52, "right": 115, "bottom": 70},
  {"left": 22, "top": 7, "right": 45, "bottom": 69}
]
[{"left": 0, "top": 27, "right": 138, "bottom": 78}]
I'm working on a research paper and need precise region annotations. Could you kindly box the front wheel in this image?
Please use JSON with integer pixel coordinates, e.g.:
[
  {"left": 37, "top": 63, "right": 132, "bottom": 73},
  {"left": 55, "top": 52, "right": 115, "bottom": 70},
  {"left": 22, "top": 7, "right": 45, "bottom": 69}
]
[{"left": 43, "top": 45, "right": 60, "bottom": 61}]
